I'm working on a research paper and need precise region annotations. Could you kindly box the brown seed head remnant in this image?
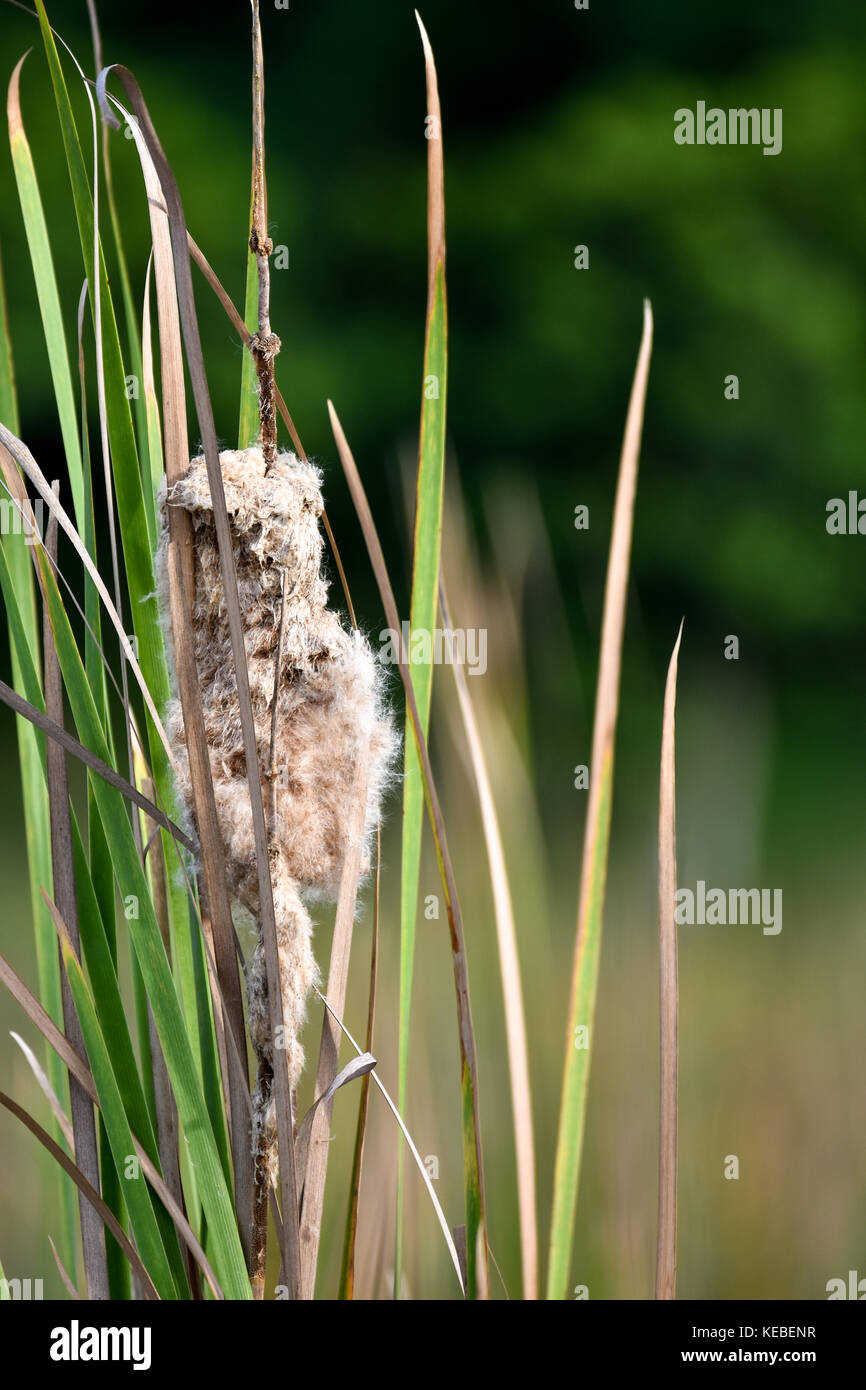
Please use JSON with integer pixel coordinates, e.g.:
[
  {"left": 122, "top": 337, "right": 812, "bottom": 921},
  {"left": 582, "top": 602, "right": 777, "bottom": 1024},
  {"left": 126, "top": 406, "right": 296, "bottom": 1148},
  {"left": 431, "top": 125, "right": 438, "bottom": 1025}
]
[{"left": 157, "top": 447, "right": 397, "bottom": 1179}]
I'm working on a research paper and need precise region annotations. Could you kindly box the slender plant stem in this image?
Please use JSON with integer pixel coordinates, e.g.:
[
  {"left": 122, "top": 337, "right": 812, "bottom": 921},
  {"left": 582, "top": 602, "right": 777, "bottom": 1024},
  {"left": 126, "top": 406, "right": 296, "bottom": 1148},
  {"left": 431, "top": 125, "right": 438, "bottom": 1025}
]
[
  {"left": 249, "top": 1054, "right": 273, "bottom": 1301},
  {"left": 250, "top": 0, "right": 279, "bottom": 470},
  {"left": 267, "top": 566, "right": 287, "bottom": 834},
  {"left": 251, "top": 563, "right": 288, "bottom": 1296}
]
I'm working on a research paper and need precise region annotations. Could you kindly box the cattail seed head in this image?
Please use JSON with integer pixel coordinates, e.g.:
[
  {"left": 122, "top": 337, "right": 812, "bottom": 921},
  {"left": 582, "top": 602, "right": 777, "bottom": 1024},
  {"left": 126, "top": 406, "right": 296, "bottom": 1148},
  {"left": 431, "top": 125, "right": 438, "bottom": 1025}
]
[{"left": 157, "top": 447, "right": 397, "bottom": 1164}]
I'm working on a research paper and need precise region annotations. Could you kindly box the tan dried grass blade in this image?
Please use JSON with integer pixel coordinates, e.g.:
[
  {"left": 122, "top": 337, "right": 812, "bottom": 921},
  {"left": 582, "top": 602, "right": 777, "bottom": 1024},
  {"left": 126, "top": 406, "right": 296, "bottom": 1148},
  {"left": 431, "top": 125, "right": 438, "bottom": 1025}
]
[
  {"left": 294, "top": 1053, "right": 377, "bottom": 1184},
  {"left": 10, "top": 1030, "right": 74, "bottom": 1150},
  {"left": 656, "top": 621, "right": 682, "bottom": 1300},
  {"left": 439, "top": 578, "right": 538, "bottom": 1299},
  {"left": 298, "top": 746, "right": 370, "bottom": 1297},
  {"left": 49, "top": 1234, "right": 82, "bottom": 1300}
]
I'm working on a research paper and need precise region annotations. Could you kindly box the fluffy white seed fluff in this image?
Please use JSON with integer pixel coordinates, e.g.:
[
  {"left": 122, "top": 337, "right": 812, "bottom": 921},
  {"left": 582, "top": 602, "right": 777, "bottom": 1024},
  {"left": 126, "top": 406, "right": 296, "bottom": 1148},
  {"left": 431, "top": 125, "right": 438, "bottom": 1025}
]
[{"left": 156, "top": 446, "right": 397, "bottom": 1177}]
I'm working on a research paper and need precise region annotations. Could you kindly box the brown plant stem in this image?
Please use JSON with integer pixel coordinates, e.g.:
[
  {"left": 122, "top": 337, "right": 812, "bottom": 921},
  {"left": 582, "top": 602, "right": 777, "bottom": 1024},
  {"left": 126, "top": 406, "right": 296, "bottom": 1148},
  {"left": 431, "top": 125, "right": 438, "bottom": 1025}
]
[
  {"left": 250, "top": 0, "right": 279, "bottom": 470},
  {"left": 251, "top": 562, "right": 288, "bottom": 1296},
  {"left": 249, "top": 1054, "right": 273, "bottom": 1300},
  {"left": 184, "top": 231, "right": 358, "bottom": 630},
  {"left": 166, "top": 540, "right": 253, "bottom": 1263},
  {"left": 267, "top": 566, "right": 287, "bottom": 834}
]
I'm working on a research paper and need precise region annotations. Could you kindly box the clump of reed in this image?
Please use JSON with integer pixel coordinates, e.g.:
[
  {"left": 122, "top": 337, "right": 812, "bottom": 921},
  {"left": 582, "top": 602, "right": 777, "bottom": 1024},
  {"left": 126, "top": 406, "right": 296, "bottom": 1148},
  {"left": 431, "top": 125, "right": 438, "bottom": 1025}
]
[{"left": 0, "top": 0, "right": 680, "bottom": 1304}]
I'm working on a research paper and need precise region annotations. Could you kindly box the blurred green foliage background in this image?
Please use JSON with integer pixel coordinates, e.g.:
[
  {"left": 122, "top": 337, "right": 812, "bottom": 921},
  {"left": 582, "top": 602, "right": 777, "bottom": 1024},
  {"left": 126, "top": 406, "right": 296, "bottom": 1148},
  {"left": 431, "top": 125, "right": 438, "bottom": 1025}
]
[{"left": 0, "top": 0, "right": 864, "bottom": 1298}]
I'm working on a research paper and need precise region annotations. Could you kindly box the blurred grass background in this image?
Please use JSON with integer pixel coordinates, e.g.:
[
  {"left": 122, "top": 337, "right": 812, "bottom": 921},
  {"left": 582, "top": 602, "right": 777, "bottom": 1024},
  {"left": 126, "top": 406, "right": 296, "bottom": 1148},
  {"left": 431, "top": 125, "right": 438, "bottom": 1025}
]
[{"left": 1, "top": 0, "right": 865, "bottom": 1297}]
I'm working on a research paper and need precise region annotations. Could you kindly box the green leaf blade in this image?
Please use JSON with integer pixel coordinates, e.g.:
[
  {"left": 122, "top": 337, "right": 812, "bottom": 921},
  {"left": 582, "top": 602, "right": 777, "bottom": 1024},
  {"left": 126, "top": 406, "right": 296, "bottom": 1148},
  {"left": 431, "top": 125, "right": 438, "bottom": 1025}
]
[
  {"left": 37, "top": 550, "right": 251, "bottom": 1300},
  {"left": 396, "top": 261, "right": 448, "bottom": 1288},
  {"left": 7, "top": 59, "right": 85, "bottom": 531},
  {"left": 59, "top": 936, "right": 184, "bottom": 1301}
]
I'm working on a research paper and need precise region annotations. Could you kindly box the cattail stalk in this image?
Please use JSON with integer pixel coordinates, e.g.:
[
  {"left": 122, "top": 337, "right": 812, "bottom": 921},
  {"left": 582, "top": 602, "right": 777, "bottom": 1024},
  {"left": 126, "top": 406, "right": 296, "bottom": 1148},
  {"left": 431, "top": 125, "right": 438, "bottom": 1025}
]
[{"left": 249, "top": 0, "right": 279, "bottom": 471}]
